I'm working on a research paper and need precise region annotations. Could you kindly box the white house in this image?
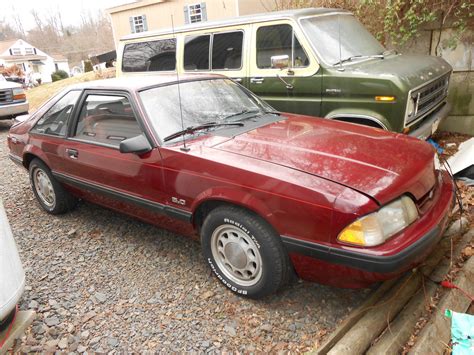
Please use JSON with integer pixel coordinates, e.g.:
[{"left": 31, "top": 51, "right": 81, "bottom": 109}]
[{"left": 0, "top": 39, "right": 70, "bottom": 84}]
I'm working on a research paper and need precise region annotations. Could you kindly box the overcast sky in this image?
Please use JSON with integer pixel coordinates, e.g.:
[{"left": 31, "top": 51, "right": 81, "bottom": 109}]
[{"left": 3, "top": 0, "right": 133, "bottom": 31}]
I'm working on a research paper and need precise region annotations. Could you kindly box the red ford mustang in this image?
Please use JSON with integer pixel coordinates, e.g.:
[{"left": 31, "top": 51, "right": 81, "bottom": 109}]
[{"left": 7, "top": 75, "right": 453, "bottom": 298}]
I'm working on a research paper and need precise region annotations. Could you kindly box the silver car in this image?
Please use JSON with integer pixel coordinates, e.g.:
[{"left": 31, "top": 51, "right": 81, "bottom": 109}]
[{"left": 0, "top": 199, "right": 25, "bottom": 328}]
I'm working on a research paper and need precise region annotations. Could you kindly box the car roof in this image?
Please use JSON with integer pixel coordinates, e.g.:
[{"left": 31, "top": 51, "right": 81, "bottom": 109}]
[
  {"left": 121, "top": 8, "right": 351, "bottom": 42},
  {"left": 67, "top": 73, "right": 225, "bottom": 91}
]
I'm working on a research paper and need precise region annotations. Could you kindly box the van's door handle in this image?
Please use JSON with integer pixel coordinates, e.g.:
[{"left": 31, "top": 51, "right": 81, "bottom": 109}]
[
  {"left": 233, "top": 78, "right": 242, "bottom": 83},
  {"left": 66, "top": 148, "right": 78, "bottom": 159},
  {"left": 250, "top": 77, "right": 265, "bottom": 84}
]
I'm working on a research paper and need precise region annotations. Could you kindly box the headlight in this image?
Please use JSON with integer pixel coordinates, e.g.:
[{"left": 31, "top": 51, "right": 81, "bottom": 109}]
[
  {"left": 12, "top": 88, "right": 26, "bottom": 101},
  {"left": 407, "top": 97, "right": 416, "bottom": 117},
  {"left": 338, "top": 196, "right": 419, "bottom": 247}
]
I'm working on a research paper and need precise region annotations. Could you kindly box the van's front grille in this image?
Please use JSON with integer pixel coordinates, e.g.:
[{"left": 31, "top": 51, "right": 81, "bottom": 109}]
[
  {"left": 406, "top": 73, "right": 450, "bottom": 126},
  {"left": 0, "top": 89, "right": 13, "bottom": 105}
]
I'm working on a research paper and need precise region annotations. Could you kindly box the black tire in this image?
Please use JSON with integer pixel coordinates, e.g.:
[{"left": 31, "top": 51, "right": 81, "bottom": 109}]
[
  {"left": 201, "top": 206, "right": 290, "bottom": 299},
  {"left": 0, "top": 308, "right": 15, "bottom": 331},
  {"left": 29, "top": 158, "right": 77, "bottom": 214}
]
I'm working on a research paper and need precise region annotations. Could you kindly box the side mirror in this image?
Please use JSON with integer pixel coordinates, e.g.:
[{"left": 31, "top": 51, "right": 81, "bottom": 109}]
[
  {"left": 271, "top": 55, "right": 290, "bottom": 69},
  {"left": 119, "top": 134, "right": 152, "bottom": 155}
]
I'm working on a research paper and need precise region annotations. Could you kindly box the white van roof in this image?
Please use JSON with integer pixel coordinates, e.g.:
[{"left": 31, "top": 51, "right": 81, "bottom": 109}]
[{"left": 120, "top": 8, "right": 351, "bottom": 42}]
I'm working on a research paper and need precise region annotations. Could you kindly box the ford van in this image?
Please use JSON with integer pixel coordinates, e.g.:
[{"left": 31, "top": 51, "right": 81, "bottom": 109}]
[{"left": 116, "top": 8, "right": 452, "bottom": 139}]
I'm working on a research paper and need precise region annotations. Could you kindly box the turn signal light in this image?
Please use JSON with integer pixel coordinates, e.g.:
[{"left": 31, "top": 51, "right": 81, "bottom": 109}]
[
  {"left": 375, "top": 96, "right": 395, "bottom": 102},
  {"left": 13, "top": 93, "right": 26, "bottom": 100}
]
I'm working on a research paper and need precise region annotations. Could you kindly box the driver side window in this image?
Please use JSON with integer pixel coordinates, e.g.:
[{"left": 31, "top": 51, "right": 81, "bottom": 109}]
[{"left": 31, "top": 90, "right": 81, "bottom": 136}]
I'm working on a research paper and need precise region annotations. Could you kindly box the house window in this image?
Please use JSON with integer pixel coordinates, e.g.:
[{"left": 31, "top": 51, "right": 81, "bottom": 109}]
[
  {"left": 129, "top": 15, "right": 148, "bottom": 33},
  {"left": 25, "top": 48, "right": 35, "bottom": 55},
  {"left": 184, "top": 3, "right": 207, "bottom": 24},
  {"left": 11, "top": 48, "right": 21, "bottom": 55}
]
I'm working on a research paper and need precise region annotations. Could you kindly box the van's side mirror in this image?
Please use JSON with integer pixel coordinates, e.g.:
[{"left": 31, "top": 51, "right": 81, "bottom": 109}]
[
  {"left": 271, "top": 55, "right": 290, "bottom": 69},
  {"left": 119, "top": 134, "right": 152, "bottom": 155}
]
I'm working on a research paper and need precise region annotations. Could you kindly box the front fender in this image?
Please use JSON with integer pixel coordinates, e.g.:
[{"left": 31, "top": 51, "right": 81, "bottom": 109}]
[{"left": 191, "top": 186, "right": 277, "bottom": 230}]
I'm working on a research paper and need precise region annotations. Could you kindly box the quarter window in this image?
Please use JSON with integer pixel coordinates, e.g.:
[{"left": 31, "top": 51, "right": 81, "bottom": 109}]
[
  {"left": 256, "top": 24, "right": 309, "bottom": 69},
  {"left": 31, "top": 91, "right": 81, "bottom": 136},
  {"left": 122, "top": 39, "right": 176, "bottom": 72},
  {"left": 212, "top": 32, "right": 243, "bottom": 70},
  {"left": 73, "top": 95, "right": 142, "bottom": 148},
  {"left": 184, "top": 35, "right": 210, "bottom": 70}
]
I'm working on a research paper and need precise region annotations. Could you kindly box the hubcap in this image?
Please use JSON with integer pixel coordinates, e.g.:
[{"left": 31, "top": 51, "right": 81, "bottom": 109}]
[
  {"left": 211, "top": 224, "right": 262, "bottom": 287},
  {"left": 33, "top": 169, "right": 55, "bottom": 208}
]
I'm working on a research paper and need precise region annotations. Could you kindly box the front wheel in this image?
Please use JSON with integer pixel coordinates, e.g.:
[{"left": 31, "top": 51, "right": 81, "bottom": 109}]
[{"left": 201, "top": 206, "right": 290, "bottom": 299}]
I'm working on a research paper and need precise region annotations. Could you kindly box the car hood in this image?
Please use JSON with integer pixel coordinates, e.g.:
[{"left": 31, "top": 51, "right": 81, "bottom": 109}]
[
  {"left": 210, "top": 115, "right": 437, "bottom": 205},
  {"left": 348, "top": 54, "right": 451, "bottom": 89}
]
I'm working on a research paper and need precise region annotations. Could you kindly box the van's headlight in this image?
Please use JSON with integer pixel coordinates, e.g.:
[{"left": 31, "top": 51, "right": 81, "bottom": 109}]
[
  {"left": 407, "top": 97, "right": 416, "bottom": 117},
  {"left": 338, "top": 196, "right": 419, "bottom": 247}
]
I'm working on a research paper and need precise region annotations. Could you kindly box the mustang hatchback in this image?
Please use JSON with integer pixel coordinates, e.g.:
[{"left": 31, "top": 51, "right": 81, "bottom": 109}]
[{"left": 7, "top": 75, "right": 453, "bottom": 298}]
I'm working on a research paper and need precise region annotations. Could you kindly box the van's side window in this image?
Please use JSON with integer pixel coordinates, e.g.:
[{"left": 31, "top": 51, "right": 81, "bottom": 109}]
[
  {"left": 256, "top": 24, "right": 309, "bottom": 69},
  {"left": 212, "top": 32, "right": 243, "bottom": 70},
  {"left": 184, "top": 35, "right": 210, "bottom": 70},
  {"left": 122, "top": 39, "right": 176, "bottom": 72}
]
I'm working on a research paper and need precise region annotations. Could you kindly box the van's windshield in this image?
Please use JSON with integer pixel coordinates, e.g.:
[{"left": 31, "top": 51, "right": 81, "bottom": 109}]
[{"left": 301, "top": 14, "right": 385, "bottom": 66}]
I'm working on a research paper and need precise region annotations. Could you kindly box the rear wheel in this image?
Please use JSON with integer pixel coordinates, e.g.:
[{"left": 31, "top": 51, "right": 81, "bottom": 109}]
[
  {"left": 201, "top": 206, "right": 290, "bottom": 299},
  {"left": 29, "top": 159, "right": 77, "bottom": 214}
]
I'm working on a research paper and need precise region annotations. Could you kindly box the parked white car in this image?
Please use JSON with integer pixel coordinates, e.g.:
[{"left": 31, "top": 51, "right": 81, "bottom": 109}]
[
  {"left": 0, "top": 199, "right": 25, "bottom": 329},
  {"left": 0, "top": 75, "right": 29, "bottom": 120}
]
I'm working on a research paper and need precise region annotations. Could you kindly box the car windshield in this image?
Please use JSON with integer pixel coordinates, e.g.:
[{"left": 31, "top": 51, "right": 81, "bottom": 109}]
[
  {"left": 139, "top": 78, "right": 273, "bottom": 142},
  {"left": 301, "top": 14, "right": 385, "bottom": 65}
]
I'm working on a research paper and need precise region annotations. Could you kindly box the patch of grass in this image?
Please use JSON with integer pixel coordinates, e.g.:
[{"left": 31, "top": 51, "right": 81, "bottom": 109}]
[{"left": 26, "top": 69, "right": 115, "bottom": 111}]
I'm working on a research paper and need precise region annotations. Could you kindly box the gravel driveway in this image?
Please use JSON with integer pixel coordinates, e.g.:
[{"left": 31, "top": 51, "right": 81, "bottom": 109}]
[{"left": 0, "top": 120, "right": 371, "bottom": 353}]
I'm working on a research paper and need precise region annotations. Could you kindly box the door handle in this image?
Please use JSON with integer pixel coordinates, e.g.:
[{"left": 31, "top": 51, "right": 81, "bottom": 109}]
[
  {"left": 233, "top": 78, "right": 242, "bottom": 83},
  {"left": 66, "top": 148, "right": 78, "bottom": 159},
  {"left": 250, "top": 77, "right": 265, "bottom": 84}
]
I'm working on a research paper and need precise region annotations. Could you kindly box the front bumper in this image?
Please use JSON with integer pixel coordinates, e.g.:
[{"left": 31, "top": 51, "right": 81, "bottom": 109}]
[
  {"left": 408, "top": 102, "right": 451, "bottom": 140},
  {"left": 283, "top": 171, "right": 454, "bottom": 287},
  {"left": 0, "top": 101, "right": 29, "bottom": 119}
]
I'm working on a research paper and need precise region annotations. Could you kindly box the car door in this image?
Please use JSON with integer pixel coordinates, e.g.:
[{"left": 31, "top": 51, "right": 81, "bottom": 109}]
[
  {"left": 248, "top": 21, "right": 323, "bottom": 117},
  {"left": 55, "top": 90, "right": 174, "bottom": 226}
]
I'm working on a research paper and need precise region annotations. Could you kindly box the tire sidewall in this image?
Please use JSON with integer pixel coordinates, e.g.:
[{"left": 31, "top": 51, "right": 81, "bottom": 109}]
[
  {"left": 29, "top": 160, "right": 57, "bottom": 213},
  {"left": 201, "top": 208, "right": 282, "bottom": 298}
]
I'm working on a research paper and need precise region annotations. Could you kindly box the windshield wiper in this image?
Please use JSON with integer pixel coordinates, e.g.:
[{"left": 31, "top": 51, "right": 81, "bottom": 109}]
[
  {"left": 223, "top": 109, "right": 261, "bottom": 121},
  {"left": 333, "top": 54, "right": 385, "bottom": 66},
  {"left": 163, "top": 122, "right": 244, "bottom": 142}
]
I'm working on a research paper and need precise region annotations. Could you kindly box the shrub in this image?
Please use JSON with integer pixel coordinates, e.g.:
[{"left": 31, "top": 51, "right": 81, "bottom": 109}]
[
  {"left": 83, "top": 60, "right": 93, "bottom": 73},
  {"left": 51, "top": 70, "right": 69, "bottom": 82}
]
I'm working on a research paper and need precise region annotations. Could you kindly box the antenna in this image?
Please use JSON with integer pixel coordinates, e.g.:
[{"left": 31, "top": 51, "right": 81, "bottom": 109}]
[
  {"left": 171, "top": 14, "right": 190, "bottom": 152},
  {"left": 337, "top": 14, "right": 344, "bottom": 72}
]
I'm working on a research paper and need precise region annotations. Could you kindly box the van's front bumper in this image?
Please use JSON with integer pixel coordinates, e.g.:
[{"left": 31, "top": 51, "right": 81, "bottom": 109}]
[
  {"left": 0, "top": 101, "right": 29, "bottom": 119},
  {"left": 408, "top": 102, "right": 451, "bottom": 140}
]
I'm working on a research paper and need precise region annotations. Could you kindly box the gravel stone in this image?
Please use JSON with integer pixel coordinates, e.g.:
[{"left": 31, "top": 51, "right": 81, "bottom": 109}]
[{"left": 0, "top": 121, "right": 371, "bottom": 352}]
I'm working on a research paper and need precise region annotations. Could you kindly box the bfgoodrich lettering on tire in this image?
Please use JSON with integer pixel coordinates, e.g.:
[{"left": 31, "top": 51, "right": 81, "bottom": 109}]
[{"left": 201, "top": 206, "right": 290, "bottom": 299}]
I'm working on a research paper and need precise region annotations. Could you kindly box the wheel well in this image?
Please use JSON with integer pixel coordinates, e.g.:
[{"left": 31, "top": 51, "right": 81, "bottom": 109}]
[
  {"left": 192, "top": 199, "right": 273, "bottom": 235},
  {"left": 23, "top": 153, "right": 43, "bottom": 169},
  {"left": 332, "top": 117, "right": 386, "bottom": 129},
  {"left": 193, "top": 200, "right": 233, "bottom": 232}
]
